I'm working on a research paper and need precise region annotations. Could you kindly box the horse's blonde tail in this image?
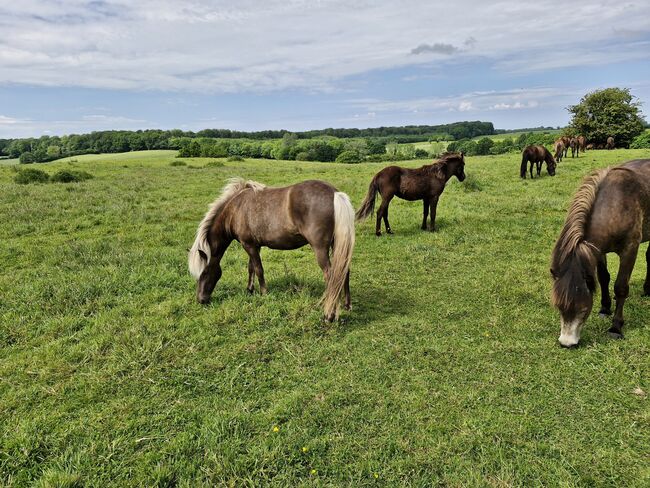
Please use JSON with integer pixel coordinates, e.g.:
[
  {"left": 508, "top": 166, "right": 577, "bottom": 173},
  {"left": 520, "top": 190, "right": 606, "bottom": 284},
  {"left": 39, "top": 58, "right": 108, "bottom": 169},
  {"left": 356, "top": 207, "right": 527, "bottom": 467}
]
[{"left": 322, "top": 192, "right": 355, "bottom": 320}]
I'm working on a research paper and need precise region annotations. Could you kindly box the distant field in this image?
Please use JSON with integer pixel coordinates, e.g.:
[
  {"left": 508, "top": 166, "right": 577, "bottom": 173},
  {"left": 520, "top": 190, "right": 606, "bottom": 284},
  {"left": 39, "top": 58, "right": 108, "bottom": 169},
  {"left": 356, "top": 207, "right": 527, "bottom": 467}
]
[
  {"left": 479, "top": 129, "right": 562, "bottom": 142},
  {"left": 2, "top": 149, "right": 650, "bottom": 486}
]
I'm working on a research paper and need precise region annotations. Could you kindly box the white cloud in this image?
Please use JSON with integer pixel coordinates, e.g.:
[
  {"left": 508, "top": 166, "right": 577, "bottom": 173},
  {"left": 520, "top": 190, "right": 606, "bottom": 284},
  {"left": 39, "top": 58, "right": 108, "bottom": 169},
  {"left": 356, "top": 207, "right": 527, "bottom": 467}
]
[{"left": 0, "top": 1, "right": 648, "bottom": 93}]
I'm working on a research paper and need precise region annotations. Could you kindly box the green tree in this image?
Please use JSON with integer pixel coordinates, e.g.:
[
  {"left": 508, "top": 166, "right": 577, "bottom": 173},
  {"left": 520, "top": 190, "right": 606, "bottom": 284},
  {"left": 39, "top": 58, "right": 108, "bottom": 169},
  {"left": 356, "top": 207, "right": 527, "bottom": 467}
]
[{"left": 568, "top": 88, "right": 645, "bottom": 147}]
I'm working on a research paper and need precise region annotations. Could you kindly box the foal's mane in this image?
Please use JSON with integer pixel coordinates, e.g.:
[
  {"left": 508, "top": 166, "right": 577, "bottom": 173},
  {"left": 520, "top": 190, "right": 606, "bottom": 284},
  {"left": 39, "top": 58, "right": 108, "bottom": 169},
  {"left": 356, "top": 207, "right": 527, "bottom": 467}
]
[
  {"left": 550, "top": 167, "right": 611, "bottom": 309},
  {"left": 422, "top": 152, "right": 463, "bottom": 179}
]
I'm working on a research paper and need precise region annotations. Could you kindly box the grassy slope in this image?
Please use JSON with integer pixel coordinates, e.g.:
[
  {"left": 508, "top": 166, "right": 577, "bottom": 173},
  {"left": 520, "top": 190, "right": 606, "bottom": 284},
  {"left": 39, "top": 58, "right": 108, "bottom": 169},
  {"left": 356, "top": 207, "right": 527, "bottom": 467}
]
[{"left": 1, "top": 149, "right": 649, "bottom": 486}]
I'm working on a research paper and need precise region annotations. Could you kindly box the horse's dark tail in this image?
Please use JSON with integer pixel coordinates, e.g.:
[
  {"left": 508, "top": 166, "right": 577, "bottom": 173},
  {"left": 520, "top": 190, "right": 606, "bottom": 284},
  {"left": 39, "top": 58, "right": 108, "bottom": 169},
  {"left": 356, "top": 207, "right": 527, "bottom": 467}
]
[
  {"left": 355, "top": 176, "right": 378, "bottom": 221},
  {"left": 520, "top": 154, "right": 527, "bottom": 178}
]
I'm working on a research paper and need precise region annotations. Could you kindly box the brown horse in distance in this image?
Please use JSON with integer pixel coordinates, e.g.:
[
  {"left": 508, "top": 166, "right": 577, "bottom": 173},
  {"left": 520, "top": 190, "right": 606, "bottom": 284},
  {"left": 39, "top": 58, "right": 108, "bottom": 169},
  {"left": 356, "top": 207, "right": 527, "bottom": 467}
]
[
  {"left": 356, "top": 152, "right": 466, "bottom": 236},
  {"left": 188, "top": 178, "right": 355, "bottom": 321},
  {"left": 606, "top": 136, "right": 615, "bottom": 149},
  {"left": 554, "top": 140, "right": 565, "bottom": 163},
  {"left": 577, "top": 135, "right": 587, "bottom": 153},
  {"left": 551, "top": 159, "right": 650, "bottom": 347},
  {"left": 570, "top": 138, "right": 579, "bottom": 158},
  {"left": 558, "top": 136, "right": 572, "bottom": 158},
  {"left": 520, "top": 145, "right": 556, "bottom": 179}
]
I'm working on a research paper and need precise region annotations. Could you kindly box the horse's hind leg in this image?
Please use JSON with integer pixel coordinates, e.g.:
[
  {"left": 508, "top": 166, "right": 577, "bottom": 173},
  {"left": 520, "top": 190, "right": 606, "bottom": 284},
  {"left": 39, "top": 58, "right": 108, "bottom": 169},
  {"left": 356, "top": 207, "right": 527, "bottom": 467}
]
[
  {"left": 421, "top": 198, "right": 430, "bottom": 230},
  {"left": 376, "top": 194, "right": 393, "bottom": 236},
  {"left": 243, "top": 244, "right": 267, "bottom": 294},
  {"left": 643, "top": 244, "right": 650, "bottom": 297},
  {"left": 536, "top": 161, "right": 541, "bottom": 177},
  {"left": 529, "top": 161, "right": 534, "bottom": 179},
  {"left": 609, "top": 244, "right": 639, "bottom": 339},
  {"left": 344, "top": 270, "right": 351, "bottom": 311},
  {"left": 382, "top": 195, "right": 394, "bottom": 234},
  {"left": 597, "top": 255, "right": 612, "bottom": 316}
]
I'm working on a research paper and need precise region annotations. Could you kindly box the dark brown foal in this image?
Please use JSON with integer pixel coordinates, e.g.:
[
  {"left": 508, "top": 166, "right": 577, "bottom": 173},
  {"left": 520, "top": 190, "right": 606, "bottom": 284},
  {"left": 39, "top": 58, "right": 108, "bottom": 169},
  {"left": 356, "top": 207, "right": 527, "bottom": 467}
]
[{"left": 356, "top": 152, "right": 466, "bottom": 235}]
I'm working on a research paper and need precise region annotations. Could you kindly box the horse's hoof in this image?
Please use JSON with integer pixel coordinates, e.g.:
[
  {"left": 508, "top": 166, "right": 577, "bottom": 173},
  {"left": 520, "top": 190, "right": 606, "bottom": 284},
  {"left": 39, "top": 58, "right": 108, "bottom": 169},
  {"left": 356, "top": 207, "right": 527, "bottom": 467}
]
[
  {"left": 344, "top": 304, "right": 352, "bottom": 311},
  {"left": 247, "top": 288, "right": 254, "bottom": 295},
  {"left": 375, "top": 231, "right": 382, "bottom": 237},
  {"left": 386, "top": 229, "right": 393, "bottom": 234},
  {"left": 598, "top": 308, "right": 612, "bottom": 318},
  {"left": 607, "top": 331, "right": 624, "bottom": 340}
]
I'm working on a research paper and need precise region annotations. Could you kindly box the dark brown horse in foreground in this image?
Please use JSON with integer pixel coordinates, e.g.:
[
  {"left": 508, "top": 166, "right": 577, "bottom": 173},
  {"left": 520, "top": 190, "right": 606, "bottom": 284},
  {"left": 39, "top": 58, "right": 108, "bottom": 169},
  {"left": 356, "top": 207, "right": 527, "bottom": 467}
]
[
  {"left": 520, "top": 145, "right": 556, "bottom": 179},
  {"left": 189, "top": 179, "right": 355, "bottom": 321},
  {"left": 355, "top": 152, "right": 466, "bottom": 236},
  {"left": 551, "top": 160, "right": 650, "bottom": 347}
]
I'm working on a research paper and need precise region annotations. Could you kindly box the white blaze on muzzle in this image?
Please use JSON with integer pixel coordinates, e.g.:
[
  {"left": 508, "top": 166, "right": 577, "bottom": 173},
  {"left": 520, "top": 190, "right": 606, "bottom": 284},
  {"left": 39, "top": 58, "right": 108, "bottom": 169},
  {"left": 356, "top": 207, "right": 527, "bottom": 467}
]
[{"left": 558, "top": 316, "right": 585, "bottom": 347}]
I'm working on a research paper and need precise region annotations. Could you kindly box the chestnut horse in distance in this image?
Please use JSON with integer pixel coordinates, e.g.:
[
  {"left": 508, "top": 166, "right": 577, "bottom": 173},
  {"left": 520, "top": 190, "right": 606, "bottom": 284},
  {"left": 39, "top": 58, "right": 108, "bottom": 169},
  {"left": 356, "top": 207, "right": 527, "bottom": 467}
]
[{"left": 356, "top": 152, "right": 466, "bottom": 236}]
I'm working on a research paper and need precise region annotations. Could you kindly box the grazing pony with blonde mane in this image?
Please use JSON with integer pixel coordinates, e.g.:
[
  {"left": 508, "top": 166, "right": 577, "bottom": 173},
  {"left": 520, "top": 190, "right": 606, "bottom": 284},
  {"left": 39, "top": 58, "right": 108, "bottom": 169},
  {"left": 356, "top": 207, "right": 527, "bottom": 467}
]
[
  {"left": 550, "top": 160, "right": 650, "bottom": 347},
  {"left": 189, "top": 178, "right": 355, "bottom": 321}
]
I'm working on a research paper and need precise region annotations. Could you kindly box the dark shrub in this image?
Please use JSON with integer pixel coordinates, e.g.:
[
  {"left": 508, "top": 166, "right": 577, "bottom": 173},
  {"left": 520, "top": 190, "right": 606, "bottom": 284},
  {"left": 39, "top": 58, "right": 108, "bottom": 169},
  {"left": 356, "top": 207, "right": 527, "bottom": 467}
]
[
  {"left": 14, "top": 168, "right": 50, "bottom": 184},
  {"left": 50, "top": 170, "right": 93, "bottom": 183},
  {"left": 335, "top": 150, "right": 363, "bottom": 164},
  {"left": 170, "top": 160, "right": 187, "bottom": 166}
]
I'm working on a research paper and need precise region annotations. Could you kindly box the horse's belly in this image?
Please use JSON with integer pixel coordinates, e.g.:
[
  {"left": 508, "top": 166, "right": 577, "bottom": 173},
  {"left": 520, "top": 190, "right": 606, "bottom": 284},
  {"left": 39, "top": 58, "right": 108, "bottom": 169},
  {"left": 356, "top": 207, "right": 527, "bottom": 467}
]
[{"left": 263, "top": 234, "right": 308, "bottom": 250}]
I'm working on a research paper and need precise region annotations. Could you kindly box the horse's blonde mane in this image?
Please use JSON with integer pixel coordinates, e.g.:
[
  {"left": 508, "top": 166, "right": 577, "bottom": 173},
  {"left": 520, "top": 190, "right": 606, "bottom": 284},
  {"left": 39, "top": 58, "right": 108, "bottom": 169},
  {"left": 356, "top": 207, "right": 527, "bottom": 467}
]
[{"left": 188, "top": 178, "right": 265, "bottom": 280}]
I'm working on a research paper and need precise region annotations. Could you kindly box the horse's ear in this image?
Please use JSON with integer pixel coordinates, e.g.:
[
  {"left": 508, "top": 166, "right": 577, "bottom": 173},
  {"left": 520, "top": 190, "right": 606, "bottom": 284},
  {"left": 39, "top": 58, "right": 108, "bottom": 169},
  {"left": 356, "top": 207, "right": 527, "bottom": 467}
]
[{"left": 460, "top": 151, "right": 465, "bottom": 159}]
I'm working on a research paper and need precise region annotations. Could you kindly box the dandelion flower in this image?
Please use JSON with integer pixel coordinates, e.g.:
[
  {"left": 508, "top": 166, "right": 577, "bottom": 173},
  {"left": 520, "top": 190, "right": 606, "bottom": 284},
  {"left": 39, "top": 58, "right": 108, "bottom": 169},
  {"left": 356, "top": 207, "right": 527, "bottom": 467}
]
[
  {"left": 302, "top": 446, "right": 309, "bottom": 453},
  {"left": 272, "top": 426, "right": 279, "bottom": 432}
]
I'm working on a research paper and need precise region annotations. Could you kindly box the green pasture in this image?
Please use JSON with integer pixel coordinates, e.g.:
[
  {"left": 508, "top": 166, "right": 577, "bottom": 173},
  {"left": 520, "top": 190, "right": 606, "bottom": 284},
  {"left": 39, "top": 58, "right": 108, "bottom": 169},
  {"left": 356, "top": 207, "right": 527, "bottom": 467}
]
[{"left": 1, "top": 149, "right": 649, "bottom": 486}]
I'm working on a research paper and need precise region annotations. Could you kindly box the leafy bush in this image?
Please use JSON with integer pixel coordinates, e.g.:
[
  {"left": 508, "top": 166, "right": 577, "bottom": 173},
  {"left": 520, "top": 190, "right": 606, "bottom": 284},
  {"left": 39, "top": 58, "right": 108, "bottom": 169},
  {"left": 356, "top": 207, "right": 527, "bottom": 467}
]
[
  {"left": 14, "top": 168, "right": 50, "bottom": 184},
  {"left": 170, "top": 160, "right": 187, "bottom": 166},
  {"left": 50, "top": 170, "right": 93, "bottom": 183},
  {"left": 19, "top": 152, "right": 36, "bottom": 164},
  {"left": 205, "top": 160, "right": 225, "bottom": 168},
  {"left": 414, "top": 148, "right": 429, "bottom": 158},
  {"left": 335, "top": 150, "right": 363, "bottom": 164},
  {"left": 630, "top": 131, "right": 650, "bottom": 148}
]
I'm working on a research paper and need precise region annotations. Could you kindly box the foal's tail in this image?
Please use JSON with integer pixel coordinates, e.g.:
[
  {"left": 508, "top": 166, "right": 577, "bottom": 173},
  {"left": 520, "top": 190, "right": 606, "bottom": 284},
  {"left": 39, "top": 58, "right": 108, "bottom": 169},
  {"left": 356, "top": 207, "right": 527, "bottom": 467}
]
[
  {"left": 355, "top": 176, "right": 378, "bottom": 221},
  {"left": 322, "top": 192, "right": 356, "bottom": 320}
]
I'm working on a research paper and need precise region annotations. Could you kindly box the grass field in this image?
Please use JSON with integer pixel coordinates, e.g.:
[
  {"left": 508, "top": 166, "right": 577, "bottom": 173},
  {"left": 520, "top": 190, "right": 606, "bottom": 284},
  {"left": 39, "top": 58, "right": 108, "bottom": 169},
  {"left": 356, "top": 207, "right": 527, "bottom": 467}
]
[{"left": 2, "top": 149, "right": 649, "bottom": 486}]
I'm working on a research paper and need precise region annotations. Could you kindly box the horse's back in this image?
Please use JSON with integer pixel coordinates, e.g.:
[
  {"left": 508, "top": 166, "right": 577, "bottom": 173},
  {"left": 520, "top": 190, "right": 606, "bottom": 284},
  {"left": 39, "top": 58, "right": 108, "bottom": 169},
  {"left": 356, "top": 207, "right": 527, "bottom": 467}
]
[{"left": 589, "top": 160, "right": 650, "bottom": 248}]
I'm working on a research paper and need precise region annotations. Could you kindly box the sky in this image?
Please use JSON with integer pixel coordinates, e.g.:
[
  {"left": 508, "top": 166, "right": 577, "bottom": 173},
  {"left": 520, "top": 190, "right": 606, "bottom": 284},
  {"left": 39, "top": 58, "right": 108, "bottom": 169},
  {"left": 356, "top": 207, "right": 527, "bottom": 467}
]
[{"left": 0, "top": 0, "right": 649, "bottom": 138}]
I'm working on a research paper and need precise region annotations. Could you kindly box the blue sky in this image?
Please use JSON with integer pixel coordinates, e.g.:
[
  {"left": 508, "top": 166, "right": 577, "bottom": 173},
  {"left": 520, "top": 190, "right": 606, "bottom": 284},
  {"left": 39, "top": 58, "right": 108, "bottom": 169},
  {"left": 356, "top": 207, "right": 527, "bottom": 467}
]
[{"left": 1, "top": 0, "right": 649, "bottom": 138}]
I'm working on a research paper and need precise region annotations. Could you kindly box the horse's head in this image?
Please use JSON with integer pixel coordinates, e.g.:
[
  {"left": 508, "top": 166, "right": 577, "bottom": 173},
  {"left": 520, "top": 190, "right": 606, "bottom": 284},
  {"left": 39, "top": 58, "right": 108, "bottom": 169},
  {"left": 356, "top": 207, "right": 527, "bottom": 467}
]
[
  {"left": 445, "top": 152, "right": 466, "bottom": 181},
  {"left": 550, "top": 244, "right": 597, "bottom": 347},
  {"left": 546, "top": 153, "right": 557, "bottom": 176}
]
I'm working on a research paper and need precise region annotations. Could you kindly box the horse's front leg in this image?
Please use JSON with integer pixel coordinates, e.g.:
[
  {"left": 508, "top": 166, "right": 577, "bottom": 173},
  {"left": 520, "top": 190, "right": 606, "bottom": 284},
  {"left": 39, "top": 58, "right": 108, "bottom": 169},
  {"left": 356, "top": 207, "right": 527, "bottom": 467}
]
[
  {"left": 197, "top": 241, "right": 230, "bottom": 304},
  {"left": 536, "top": 161, "right": 542, "bottom": 176},
  {"left": 428, "top": 196, "right": 439, "bottom": 232},
  {"left": 597, "top": 255, "right": 612, "bottom": 316},
  {"left": 243, "top": 243, "right": 267, "bottom": 295},
  {"left": 643, "top": 244, "right": 650, "bottom": 297},
  {"left": 421, "top": 198, "right": 430, "bottom": 230},
  {"left": 609, "top": 244, "right": 640, "bottom": 339}
]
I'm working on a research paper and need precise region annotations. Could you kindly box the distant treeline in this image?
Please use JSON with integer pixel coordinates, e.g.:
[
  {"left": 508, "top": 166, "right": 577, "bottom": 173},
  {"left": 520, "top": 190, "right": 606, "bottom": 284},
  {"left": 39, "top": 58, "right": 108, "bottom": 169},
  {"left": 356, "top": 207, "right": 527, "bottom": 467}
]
[
  {"left": 0, "top": 121, "right": 494, "bottom": 163},
  {"left": 447, "top": 132, "right": 558, "bottom": 156}
]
